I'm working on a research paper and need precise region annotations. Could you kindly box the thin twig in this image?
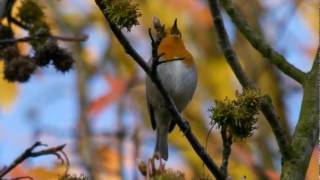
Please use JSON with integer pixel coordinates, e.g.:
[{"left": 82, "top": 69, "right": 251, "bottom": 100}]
[
  {"left": 218, "top": 0, "right": 306, "bottom": 84},
  {"left": 203, "top": 125, "right": 215, "bottom": 175},
  {"left": 0, "top": 142, "right": 66, "bottom": 178},
  {"left": 220, "top": 127, "right": 232, "bottom": 177},
  {"left": 7, "top": 16, "right": 30, "bottom": 30},
  {"left": 94, "top": 0, "right": 224, "bottom": 179},
  {"left": 60, "top": 150, "right": 70, "bottom": 177},
  {"left": 53, "top": 35, "right": 88, "bottom": 42},
  {"left": 148, "top": 28, "right": 162, "bottom": 74},
  {"left": 74, "top": 35, "right": 98, "bottom": 180},
  {"left": 0, "top": 35, "right": 88, "bottom": 44},
  {"left": 208, "top": 0, "right": 292, "bottom": 159},
  {"left": 280, "top": 43, "right": 319, "bottom": 179},
  {"left": 8, "top": 176, "right": 34, "bottom": 180}
]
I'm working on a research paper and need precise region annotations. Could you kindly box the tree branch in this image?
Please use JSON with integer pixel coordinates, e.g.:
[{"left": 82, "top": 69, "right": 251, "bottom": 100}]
[
  {"left": 208, "top": 0, "right": 292, "bottom": 159},
  {"left": 95, "top": 0, "right": 224, "bottom": 179},
  {"left": 74, "top": 36, "right": 98, "bottom": 180},
  {"left": 7, "top": 16, "right": 29, "bottom": 30},
  {"left": 0, "top": 142, "right": 66, "bottom": 178},
  {"left": 280, "top": 47, "right": 319, "bottom": 179},
  {"left": 220, "top": 127, "right": 232, "bottom": 177},
  {"left": 0, "top": 35, "right": 88, "bottom": 44},
  {"left": 218, "top": 0, "right": 306, "bottom": 84}
]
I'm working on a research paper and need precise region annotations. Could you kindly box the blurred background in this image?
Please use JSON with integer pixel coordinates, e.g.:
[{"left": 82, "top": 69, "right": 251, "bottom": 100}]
[{"left": 0, "top": 0, "right": 318, "bottom": 179}]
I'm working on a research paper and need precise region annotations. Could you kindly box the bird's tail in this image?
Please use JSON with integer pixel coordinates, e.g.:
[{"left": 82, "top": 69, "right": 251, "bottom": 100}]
[{"left": 155, "top": 126, "right": 169, "bottom": 160}]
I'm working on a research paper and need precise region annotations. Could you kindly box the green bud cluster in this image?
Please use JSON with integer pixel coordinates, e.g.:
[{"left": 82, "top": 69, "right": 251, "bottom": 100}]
[
  {"left": 209, "top": 89, "right": 261, "bottom": 140},
  {"left": 103, "top": 0, "right": 141, "bottom": 31}
]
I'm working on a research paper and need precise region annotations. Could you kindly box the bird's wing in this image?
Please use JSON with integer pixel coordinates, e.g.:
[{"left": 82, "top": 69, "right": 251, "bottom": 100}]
[{"left": 146, "top": 92, "right": 156, "bottom": 130}]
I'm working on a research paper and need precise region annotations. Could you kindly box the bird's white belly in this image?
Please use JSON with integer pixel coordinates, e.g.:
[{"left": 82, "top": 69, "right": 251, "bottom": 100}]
[{"left": 146, "top": 60, "right": 197, "bottom": 112}]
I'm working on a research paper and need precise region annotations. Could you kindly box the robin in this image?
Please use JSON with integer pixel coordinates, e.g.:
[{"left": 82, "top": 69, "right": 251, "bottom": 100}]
[{"left": 146, "top": 19, "right": 197, "bottom": 160}]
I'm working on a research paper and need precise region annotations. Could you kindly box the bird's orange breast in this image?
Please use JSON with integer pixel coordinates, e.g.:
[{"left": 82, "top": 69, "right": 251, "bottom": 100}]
[{"left": 158, "top": 36, "right": 194, "bottom": 67}]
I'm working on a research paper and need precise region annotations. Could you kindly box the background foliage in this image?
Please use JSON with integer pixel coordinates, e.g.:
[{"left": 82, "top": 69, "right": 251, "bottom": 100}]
[{"left": 0, "top": 0, "right": 318, "bottom": 179}]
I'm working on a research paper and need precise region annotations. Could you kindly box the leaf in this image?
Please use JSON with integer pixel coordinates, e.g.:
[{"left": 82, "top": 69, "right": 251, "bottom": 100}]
[
  {"left": 228, "top": 160, "right": 257, "bottom": 180},
  {"left": 264, "top": 169, "right": 280, "bottom": 180},
  {"left": 306, "top": 147, "right": 318, "bottom": 180},
  {"left": 198, "top": 57, "right": 238, "bottom": 99},
  {"left": 9, "top": 165, "right": 29, "bottom": 178},
  {"left": 9, "top": 164, "right": 66, "bottom": 180},
  {"left": 88, "top": 76, "right": 127, "bottom": 116},
  {"left": 97, "top": 145, "right": 120, "bottom": 173},
  {"left": 27, "top": 166, "right": 64, "bottom": 180},
  {"left": 0, "top": 61, "right": 18, "bottom": 111}
]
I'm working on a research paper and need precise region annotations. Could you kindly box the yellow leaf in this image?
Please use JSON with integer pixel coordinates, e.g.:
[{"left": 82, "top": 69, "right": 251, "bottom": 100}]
[
  {"left": 29, "top": 166, "right": 63, "bottom": 180},
  {"left": 0, "top": 61, "right": 18, "bottom": 111},
  {"left": 10, "top": 165, "right": 66, "bottom": 180},
  {"left": 228, "top": 162, "right": 257, "bottom": 180},
  {"left": 198, "top": 57, "right": 238, "bottom": 99}
]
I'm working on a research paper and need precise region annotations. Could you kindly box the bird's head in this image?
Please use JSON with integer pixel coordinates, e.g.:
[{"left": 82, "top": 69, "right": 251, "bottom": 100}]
[
  {"left": 169, "top": 18, "right": 181, "bottom": 38},
  {"left": 157, "top": 19, "right": 194, "bottom": 66},
  {"left": 159, "top": 19, "right": 185, "bottom": 51}
]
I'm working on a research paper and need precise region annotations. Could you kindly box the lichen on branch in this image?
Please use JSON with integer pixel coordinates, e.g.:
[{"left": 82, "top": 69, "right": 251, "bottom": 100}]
[
  {"left": 102, "top": 0, "right": 141, "bottom": 31},
  {"left": 209, "top": 89, "right": 261, "bottom": 140}
]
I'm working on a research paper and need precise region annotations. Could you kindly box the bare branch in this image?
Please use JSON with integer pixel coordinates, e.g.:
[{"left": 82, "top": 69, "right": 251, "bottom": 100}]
[
  {"left": 0, "top": 142, "right": 67, "bottom": 178},
  {"left": 281, "top": 45, "right": 319, "bottom": 179},
  {"left": 220, "top": 127, "right": 232, "bottom": 177},
  {"left": 218, "top": 0, "right": 306, "bottom": 84},
  {"left": 8, "top": 176, "right": 34, "bottom": 180},
  {"left": 0, "top": 35, "right": 88, "bottom": 44},
  {"left": 7, "top": 16, "right": 29, "bottom": 30},
  {"left": 94, "top": 0, "right": 224, "bottom": 178},
  {"left": 208, "top": 0, "right": 292, "bottom": 159},
  {"left": 208, "top": 0, "right": 252, "bottom": 88},
  {"left": 52, "top": 35, "right": 88, "bottom": 42}
]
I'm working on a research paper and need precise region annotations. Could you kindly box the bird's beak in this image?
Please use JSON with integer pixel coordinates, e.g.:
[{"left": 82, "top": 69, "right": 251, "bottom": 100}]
[{"left": 170, "top": 18, "right": 181, "bottom": 36}]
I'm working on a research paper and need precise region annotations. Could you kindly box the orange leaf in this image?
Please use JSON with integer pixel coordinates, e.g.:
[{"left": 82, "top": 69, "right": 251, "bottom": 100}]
[
  {"left": 9, "top": 165, "right": 29, "bottom": 178},
  {"left": 97, "top": 145, "right": 120, "bottom": 173},
  {"left": 265, "top": 169, "right": 280, "bottom": 180},
  {"left": 9, "top": 165, "right": 65, "bottom": 180},
  {"left": 306, "top": 147, "right": 319, "bottom": 180},
  {"left": 88, "top": 76, "right": 127, "bottom": 116}
]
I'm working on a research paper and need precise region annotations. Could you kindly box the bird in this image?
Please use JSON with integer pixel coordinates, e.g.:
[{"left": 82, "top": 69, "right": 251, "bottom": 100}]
[{"left": 146, "top": 19, "right": 197, "bottom": 160}]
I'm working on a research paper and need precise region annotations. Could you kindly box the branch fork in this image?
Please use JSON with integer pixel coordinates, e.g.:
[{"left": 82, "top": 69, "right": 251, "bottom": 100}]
[{"left": 0, "top": 142, "right": 69, "bottom": 179}]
